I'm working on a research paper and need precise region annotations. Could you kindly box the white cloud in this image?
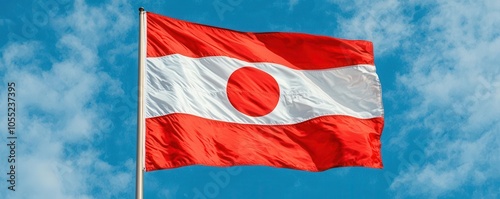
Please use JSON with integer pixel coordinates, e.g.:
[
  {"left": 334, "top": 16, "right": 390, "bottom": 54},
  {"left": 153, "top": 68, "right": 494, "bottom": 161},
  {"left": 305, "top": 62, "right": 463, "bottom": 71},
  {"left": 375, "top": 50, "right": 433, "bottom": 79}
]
[
  {"left": 328, "top": 0, "right": 500, "bottom": 197},
  {"left": 388, "top": 0, "right": 500, "bottom": 198},
  {"left": 0, "top": 0, "right": 135, "bottom": 198},
  {"left": 329, "top": 0, "right": 413, "bottom": 55}
]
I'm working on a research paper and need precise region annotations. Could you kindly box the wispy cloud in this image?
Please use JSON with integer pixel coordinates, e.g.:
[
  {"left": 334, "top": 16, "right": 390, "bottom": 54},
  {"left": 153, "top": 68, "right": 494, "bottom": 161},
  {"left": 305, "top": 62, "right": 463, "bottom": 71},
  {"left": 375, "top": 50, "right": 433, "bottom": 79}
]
[
  {"left": 329, "top": 0, "right": 499, "bottom": 197},
  {"left": 0, "top": 0, "right": 135, "bottom": 198},
  {"left": 328, "top": 0, "right": 412, "bottom": 55},
  {"left": 390, "top": 0, "right": 500, "bottom": 198},
  {"left": 288, "top": 0, "right": 300, "bottom": 11}
]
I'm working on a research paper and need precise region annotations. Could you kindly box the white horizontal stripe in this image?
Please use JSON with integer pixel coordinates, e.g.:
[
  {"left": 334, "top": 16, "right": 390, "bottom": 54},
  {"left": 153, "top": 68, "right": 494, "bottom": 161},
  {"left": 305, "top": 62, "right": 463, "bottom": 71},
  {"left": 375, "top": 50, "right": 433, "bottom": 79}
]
[{"left": 145, "top": 54, "right": 383, "bottom": 124}]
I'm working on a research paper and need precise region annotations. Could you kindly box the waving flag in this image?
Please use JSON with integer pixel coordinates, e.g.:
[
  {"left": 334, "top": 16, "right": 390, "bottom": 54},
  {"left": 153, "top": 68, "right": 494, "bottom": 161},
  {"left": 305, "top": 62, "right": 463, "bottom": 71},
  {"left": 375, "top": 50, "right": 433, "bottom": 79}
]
[{"left": 143, "top": 12, "right": 384, "bottom": 172}]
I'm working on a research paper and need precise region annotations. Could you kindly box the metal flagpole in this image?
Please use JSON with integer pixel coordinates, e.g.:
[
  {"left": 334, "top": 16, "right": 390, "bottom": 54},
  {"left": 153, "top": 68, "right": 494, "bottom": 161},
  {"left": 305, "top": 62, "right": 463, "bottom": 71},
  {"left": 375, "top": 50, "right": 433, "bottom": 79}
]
[{"left": 136, "top": 7, "right": 146, "bottom": 199}]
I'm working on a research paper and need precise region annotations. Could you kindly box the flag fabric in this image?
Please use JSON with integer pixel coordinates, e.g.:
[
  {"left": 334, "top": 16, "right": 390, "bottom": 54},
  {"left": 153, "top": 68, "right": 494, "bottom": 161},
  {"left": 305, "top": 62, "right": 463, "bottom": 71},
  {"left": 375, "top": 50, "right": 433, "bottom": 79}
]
[{"left": 144, "top": 12, "right": 384, "bottom": 172}]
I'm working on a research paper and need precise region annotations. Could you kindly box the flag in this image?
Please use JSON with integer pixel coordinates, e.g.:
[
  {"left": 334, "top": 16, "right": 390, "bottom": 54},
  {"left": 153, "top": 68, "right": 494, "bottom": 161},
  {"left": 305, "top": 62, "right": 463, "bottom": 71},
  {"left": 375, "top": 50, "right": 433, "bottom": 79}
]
[{"left": 144, "top": 12, "right": 384, "bottom": 172}]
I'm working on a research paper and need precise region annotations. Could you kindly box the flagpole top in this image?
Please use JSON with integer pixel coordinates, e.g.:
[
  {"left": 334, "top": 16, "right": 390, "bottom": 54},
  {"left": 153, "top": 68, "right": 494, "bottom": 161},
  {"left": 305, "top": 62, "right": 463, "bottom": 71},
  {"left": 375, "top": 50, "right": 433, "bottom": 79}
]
[{"left": 139, "top": 7, "right": 145, "bottom": 12}]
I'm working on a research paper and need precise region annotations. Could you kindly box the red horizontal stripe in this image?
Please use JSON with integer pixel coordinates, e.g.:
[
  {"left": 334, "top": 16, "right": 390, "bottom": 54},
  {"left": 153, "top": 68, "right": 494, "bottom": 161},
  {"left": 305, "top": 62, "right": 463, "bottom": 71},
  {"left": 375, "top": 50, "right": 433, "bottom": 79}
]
[
  {"left": 146, "top": 12, "right": 374, "bottom": 70},
  {"left": 145, "top": 113, "right": 384, "bottom": 172}
]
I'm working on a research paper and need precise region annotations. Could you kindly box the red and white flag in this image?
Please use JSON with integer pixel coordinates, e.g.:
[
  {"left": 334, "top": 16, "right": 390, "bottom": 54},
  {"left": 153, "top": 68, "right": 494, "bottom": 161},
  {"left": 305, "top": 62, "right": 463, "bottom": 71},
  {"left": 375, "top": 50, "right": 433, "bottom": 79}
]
[{"left": 144, "top": 12, "right": 384, "bottom": 172}]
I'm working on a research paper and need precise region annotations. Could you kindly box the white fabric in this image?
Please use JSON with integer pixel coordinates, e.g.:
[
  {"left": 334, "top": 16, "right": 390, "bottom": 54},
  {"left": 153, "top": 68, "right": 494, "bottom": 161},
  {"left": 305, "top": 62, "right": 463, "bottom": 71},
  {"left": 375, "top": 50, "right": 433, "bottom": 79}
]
[{"left": 145, "top": 54, "right": 383, "bottom": 124}]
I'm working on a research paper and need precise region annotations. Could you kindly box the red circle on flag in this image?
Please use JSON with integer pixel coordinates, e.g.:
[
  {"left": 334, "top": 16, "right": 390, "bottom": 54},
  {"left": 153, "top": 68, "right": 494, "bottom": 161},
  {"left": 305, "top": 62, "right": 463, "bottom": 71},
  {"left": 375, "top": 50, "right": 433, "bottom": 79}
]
[{"left": 226, "top": 67, "right": 280, "bottom": 117}]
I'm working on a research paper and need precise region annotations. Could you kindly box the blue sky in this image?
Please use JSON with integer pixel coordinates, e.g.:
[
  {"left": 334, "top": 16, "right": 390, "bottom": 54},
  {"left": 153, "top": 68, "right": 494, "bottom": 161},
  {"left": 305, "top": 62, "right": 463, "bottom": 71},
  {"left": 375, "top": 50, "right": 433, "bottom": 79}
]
[{"left": 1, "top": 0, "right": 499, "bottom": 198}]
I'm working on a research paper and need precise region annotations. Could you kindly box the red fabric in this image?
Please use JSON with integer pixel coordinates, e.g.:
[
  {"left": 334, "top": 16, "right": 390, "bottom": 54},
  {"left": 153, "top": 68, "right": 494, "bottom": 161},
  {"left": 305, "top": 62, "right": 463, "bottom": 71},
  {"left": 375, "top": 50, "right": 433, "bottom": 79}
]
[
  {"left": 146, "top": 114, "right": 383, "bottom": 172},
  {"left": 226, "top": 67, "right": 280, "bottom": 117},
  {"left": 144, "top": 12, "right": 384, "bottom": 172},
  {"left": 146, "top": 12, "right": 374, "bottom": 70}
]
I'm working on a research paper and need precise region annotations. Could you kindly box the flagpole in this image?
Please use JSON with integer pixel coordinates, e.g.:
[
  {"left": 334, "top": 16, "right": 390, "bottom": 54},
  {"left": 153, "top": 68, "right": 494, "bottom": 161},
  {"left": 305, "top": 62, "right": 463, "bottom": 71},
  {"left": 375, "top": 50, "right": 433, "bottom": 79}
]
[{"left": 136, "top": 7, "right": 146, "bottom": 199}]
